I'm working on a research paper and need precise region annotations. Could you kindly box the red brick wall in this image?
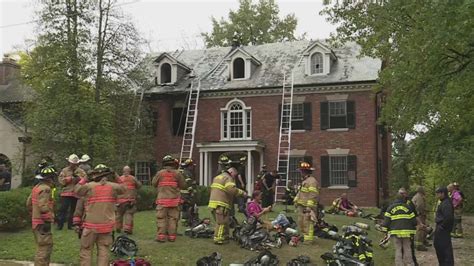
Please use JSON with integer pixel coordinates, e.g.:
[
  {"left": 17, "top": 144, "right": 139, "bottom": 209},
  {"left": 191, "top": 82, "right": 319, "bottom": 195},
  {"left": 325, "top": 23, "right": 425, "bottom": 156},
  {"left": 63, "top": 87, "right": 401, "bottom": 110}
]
[{"left": 150, "top": 89, "right": 389, "bottom": 207}]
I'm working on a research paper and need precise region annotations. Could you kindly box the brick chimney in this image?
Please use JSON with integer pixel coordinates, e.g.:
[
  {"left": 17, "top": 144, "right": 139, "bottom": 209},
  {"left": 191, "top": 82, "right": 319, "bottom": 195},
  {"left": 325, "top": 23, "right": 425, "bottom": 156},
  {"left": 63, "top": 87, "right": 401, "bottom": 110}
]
[{"left": 0, "top": 54, "right": 20, "bottom": 85}]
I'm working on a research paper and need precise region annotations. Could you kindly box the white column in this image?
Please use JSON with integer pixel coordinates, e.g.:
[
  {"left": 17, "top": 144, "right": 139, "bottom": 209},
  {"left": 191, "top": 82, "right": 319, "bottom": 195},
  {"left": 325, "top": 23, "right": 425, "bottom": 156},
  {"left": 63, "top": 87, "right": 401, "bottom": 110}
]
[
  {"left": 204, "top": 151, "right": 209, "bottom": 186},
  {"left": 259, "top": 150, "right": 264, "bottom": 170},
  {"left": 199, "top": 151, "right": 204, "bottom": 185},
  {"left": 247, "top": 150, "right": 253, "bottom": 194}
]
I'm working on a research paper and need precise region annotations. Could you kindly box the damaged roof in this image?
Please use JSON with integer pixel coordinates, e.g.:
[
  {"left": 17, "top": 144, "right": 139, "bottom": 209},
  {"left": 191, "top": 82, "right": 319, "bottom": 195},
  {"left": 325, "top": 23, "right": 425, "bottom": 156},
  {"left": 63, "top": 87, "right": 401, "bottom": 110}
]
[{"left": 146, "top": 40, "right": 381, "bottom": 94}]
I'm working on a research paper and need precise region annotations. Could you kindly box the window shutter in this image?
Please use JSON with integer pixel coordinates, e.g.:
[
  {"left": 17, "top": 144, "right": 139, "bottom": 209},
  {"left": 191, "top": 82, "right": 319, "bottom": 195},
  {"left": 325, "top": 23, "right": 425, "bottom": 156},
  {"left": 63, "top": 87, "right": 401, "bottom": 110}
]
[
  {"left": 320, "top": 156, "right": 329, "bottom": 188},
  {"left": 320, "top": 102, "right": 329, "bottom": 130},
  {"left": 278, "top": 104, "right": 282, "bottom": 127},
  {"left": 303, "top": 102, "right": 312, "bottom": 130},
  {"left": 347, "top": 155, "right": 357, "bottom": 187},
  {"left": 346, "top": 101, "right": 356, "bottom": 129}
]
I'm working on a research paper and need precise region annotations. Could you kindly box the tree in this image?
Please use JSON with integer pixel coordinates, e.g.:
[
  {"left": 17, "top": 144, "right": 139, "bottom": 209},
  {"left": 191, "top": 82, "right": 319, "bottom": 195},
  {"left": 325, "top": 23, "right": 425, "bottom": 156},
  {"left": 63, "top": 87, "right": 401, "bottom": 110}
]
[
  {"left": 202, "top": 0, "right": 299, "bottom": 47},
  {"left": 322, "top": 1, "right": 474, "bottom": 208},
  {"left": 21, "top": 0, "right": 153, "bottom": 170}
]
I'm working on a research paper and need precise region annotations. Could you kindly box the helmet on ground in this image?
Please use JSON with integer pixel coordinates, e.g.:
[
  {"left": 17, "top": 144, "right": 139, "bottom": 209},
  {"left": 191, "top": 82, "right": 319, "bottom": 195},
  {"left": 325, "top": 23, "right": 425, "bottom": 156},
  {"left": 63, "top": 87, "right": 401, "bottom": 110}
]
[
  {"left": 36, "top": 166, "right": 58, "bottom": 180},
  {"left": 110, "top": 235, "right": 137, "bottom": 257},
  {"left": 79, "top": 154, "right": 91, "bottom": 163},
  {"left": 162, "top": 155, "right": 176, "bottom": 166},
  {"left": 298, "top": 161, "right": 315, "bottom": 171},
  {"left": 66, "top": 154, "right": 80, "bottom": 164}
]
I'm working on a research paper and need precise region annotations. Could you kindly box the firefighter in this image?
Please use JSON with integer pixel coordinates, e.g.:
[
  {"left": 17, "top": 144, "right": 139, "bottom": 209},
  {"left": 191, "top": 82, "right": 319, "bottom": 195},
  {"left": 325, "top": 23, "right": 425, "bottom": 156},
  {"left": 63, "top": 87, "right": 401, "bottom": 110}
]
[
  {"left": 180, "top": 158, "right": 198, "bottom": 227},
  {"left": 411, "top": 186, "right": 430, "bottom": 251},
  {"left": 116, "top": 165, "right": 142, "bottom": 234},
  {"left": 27, "top": 166, "right": 57, "bottom": 266},
  {"left": 382, "top": 188, "right": 417, "bottom": 266},
  {"left": 78, "top": 154, "right": 92, "bottom": 173},
  {"left": 74, "top": 164, "right": 126, "bottom": 266},
  {"left": 434, "top": 186, "right": 454, "bottom": 266},
  {"left": 293, "top": 161, "right": 319, "bottom": 244},
  {"left": 152, "top": 155, "right": 187, "bottom": 242},
  {"left": 448, "top": 182, "right": 464, "bottom": 238},
  {"left": 331, "top": 193, "right": 360, "bottom": 215},
  {"left": 57, "top": 154, "right": 86, "bottom": 230},
  {"left": 208, "top": 155, "right": 247, "bottom": 244}
]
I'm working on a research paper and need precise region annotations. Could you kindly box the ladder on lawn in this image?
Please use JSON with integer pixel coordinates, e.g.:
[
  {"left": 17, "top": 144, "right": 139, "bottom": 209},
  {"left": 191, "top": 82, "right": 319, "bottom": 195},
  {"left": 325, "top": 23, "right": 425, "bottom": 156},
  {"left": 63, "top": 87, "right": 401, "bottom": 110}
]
[
  {"left": 275, "top": 72, "right": 294, "bottom": 203},
  {"left": 179, "top": 79, "right": 201, "bottom": 164}
]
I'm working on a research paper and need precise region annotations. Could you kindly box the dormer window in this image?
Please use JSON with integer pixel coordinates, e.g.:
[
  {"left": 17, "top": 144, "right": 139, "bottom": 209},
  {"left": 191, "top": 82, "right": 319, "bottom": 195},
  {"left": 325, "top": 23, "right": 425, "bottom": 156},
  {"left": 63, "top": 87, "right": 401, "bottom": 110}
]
[
  {"left": 303, "top": 41, "right": 337, "bottom": 76},
  {"left": 225, "top": 47, "right": 261, "bottom": 81},
  {"left": 233, "top": 58, "right": 245, "bottom": 79},
  {"left": 160, "top": 63, "right": 172, "bottom": 83},
  {"left": 154, "top": 53, "right": 191, "bottom": 85},
  {"left": 311, "top": 53, "right": 324, "bottom": 74}
]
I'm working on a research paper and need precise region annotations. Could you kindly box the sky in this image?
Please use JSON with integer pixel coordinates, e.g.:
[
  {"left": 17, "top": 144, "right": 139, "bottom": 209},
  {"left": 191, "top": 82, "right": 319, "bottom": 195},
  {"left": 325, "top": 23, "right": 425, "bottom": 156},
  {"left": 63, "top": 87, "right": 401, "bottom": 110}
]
[{"left": 0, "top": 0, "right": 337, "bottom": 55}]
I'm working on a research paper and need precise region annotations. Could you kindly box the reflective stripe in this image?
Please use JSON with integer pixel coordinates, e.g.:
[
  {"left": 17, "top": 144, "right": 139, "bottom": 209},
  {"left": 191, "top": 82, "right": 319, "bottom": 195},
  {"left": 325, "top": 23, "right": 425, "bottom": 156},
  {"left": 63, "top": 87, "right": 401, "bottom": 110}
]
[
  {"left": 307, "top": 187, "right": 318, "bottom": 193},
  {"left": 389, "top": 229, "right": 416, "bottom": 237},
  {"left": 224, "top": 182, "right": 236, "bottom": 188},
  {"left": 390, "top": 213, "right": 415, "bottom": 220},
  {"left": 210, "top": 183, "right": 226, "bottom": 191},
  {"left": 159, "top": 181, "right": 178, "bottom": 187},
  {"left": 307, "top": 200, "right": 316, "bottom": 207},
  {"left": 83, "top": 222, "right": 115, "bottom": 233},
  {"left": 208, "top": 200, "right": 230, "bottom": 209},
  {"left": 300, "top": 187, "right": 309, "bottom": 192}
]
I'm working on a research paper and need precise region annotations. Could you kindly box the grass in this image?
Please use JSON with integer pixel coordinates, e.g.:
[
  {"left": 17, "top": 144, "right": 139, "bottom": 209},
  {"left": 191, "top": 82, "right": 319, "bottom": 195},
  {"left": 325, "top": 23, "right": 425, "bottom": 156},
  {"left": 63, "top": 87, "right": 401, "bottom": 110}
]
[{"left": 0, "top": 206, "right": 394, "bottom": 265}]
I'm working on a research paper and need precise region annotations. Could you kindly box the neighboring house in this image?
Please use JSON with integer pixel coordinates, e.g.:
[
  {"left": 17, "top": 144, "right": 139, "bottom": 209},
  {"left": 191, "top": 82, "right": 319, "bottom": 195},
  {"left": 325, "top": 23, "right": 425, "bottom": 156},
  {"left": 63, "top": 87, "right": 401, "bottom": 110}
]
[
  {"left": 144, "top": 40, "right": 391, "bottom": 206},
  {"left": 0, "top": 55, "right": 34, "bottom": 189}
]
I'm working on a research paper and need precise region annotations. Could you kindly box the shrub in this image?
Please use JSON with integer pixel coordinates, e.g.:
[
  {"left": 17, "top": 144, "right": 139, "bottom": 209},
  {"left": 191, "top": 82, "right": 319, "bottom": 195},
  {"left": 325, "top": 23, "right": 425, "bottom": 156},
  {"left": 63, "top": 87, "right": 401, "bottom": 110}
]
[
  {"left": 0, "top": 187, "right": 32, "bottom": 231},
  {"left": 195, "top": 185, "right": 210, "bottom": 206},
  {"left": 136, "top": 185, "right": 157, "bottom": 211}
]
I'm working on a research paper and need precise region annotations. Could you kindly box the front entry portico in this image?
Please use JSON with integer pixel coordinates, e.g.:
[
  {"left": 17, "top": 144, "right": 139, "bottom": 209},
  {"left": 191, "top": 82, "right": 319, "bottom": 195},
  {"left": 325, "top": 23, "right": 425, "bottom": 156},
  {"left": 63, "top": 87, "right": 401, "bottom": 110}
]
[{"left": 196, "top": 140, "right": 265, "bottom": 194}]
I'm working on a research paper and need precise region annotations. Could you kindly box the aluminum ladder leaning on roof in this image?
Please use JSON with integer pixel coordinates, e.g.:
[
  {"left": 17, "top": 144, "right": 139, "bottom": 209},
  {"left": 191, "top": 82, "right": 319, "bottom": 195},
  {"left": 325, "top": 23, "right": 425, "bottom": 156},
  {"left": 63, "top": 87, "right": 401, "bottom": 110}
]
[{"left": 179, "top": 79, "right": 201, "bottom": 165}]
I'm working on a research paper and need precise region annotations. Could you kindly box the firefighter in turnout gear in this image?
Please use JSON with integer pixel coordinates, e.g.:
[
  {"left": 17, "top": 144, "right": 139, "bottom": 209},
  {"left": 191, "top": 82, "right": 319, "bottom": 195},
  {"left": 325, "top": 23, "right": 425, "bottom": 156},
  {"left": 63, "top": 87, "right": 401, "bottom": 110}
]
[
  {"left": 116, "top": 165, "right": 142, "bottom": 234},
  {"left": 293, "top": 162, "right": 319, "bottom": 244},
  {"left": 74, "top": 164, "right": 126, "bottom": 266},
  {"left": 208, "top": 155, "right": 247, "bottom": 244},
  {"left": 383, "top": 188, "right": 417, "bottom": 266},
  {"left": 411, "top": 186, "right": 430, "bottom": 251},
  {"left": 57, "top": 154, "right": 87, "bottom": 230},
  {"left": 27, "top": 166, "right": 57, "bottom": 266},
  {"left": 152, "top": 155, "right": 187, "bottom": 242},
  {"left": 180, "top": 158, "right": 198, "bottom": 226}
]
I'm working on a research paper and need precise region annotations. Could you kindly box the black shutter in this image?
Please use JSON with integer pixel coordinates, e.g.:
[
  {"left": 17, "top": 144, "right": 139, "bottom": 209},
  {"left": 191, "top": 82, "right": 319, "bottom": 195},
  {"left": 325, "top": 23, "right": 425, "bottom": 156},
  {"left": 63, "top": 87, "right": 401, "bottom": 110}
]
[
  {"left": 320, "top": 102, "right": 329, "bottom": 130},
  {"left": 347, "top": 155, "right": 357, "bottom": 187},
  {"left": 321, "top": 156, "right": 329, "bottom": 188},
  {"left": 346, "top": 101, "right": 356, "bottom": 129},
  {"left": 303, "top": 102, "right": 312, "bottom": 130},
  {"left": 278, "top": 104, "right": 282, "bottom": 127}
]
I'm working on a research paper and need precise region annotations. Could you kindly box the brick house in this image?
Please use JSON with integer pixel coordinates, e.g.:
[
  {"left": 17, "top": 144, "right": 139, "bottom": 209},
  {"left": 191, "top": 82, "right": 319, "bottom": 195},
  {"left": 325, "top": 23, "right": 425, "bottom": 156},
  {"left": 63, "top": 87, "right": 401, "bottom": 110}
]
[{"left": 143, "top": 40, "right": 391, "bottom": 207}]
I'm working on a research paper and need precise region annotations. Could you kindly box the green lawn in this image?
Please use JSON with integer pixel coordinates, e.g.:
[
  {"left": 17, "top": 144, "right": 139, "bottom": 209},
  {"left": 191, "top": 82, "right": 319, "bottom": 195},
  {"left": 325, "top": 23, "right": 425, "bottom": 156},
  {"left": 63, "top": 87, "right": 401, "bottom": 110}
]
[{"left": 0, "top": 206, "right": 393, "bottom": 265}]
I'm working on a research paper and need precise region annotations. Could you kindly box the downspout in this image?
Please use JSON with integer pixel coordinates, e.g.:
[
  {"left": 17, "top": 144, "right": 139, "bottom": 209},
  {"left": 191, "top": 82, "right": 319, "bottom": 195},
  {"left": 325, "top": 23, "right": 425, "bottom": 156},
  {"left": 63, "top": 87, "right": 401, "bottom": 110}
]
[{"left": 375, "top": 91, "right": 381, "bottom": 207}]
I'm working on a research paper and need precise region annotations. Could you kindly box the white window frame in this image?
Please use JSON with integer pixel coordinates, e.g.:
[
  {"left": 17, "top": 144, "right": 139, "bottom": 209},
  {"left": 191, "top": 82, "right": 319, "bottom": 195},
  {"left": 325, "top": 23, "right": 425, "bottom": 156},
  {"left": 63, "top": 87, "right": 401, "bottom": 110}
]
[
  {"left": 288, "top": 156, "right": 305, "bottom": 186},
  {"left": 329, "top": 156, "right": 348, "bottom": 186},
  {"left": 221, "top": 99, "right": 252, "bottom": 140},
  {"left": 231, "top": 57, "right": 247, "bottom": 80},
  {"left": 328, "top": 101, "right": 347, "bottom": 129},
  {"left": 310, "top": 52, "right": 324, "bottom": 75}
]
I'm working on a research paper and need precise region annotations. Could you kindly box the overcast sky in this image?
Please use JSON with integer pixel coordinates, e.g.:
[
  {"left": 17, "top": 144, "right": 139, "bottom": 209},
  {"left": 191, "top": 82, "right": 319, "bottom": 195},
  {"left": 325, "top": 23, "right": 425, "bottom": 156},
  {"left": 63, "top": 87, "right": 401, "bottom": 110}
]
[{"left": 0, "top": 0, "right": 337, "bottom": 55}]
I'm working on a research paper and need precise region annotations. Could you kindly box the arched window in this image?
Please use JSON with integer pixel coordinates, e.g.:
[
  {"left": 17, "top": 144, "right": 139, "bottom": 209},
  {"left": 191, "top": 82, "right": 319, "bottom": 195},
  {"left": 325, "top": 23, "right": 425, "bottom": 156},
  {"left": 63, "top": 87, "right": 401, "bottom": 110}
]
[
  {"left": 221, "top": 99, "right": 251, "bottom": 140},
  {"left": 233, "top": 57, "right": 245, "bottom": 79},
  {"left": 311, "top": 53, "right": 324, "bottom": 74},
  {"left": 160, "top": 63, "right": 172, "bottom": 83}
]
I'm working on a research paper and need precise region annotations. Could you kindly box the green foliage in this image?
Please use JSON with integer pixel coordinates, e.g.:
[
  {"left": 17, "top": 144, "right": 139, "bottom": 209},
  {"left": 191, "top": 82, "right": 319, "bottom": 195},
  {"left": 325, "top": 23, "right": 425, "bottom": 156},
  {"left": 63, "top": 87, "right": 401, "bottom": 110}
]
[
  {"left": 322, "top": 1, "right": 474, "bottom": 211},
  {"left": 0, "top": 187, "right": 32, "bottom": 231},
  {"left": 20, "top": 0, "right": 154, "bottom": 169},
  {"left": 202, "top": 0, "right": 300, "bottom": 47},
  {"left": 136, "top": 185, "right": 157, "bottom": 211},
  {"left": 195, "top": 185, "right": 211, "bottom": 206}
]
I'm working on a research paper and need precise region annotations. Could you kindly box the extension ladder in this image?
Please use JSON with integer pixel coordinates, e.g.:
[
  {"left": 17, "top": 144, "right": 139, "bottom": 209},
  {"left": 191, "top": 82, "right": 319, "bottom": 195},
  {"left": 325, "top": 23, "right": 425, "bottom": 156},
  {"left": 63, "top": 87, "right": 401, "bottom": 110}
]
[
  {"left": 275, "top": 73, "right": 294, "bottom": 203},
  {"left": 179, "top": 79, "right": 201, "bottom": 164}
]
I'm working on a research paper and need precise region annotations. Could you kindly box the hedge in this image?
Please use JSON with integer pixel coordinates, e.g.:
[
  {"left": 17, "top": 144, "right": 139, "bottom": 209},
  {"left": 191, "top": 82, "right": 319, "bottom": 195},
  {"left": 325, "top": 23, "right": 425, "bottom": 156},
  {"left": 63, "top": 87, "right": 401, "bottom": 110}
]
[
  {"left": 0, "top": 187, "right": 32, "bottom": 231},
  {"left": 0, "top": 185, "right": 212, "bottom": 231}
]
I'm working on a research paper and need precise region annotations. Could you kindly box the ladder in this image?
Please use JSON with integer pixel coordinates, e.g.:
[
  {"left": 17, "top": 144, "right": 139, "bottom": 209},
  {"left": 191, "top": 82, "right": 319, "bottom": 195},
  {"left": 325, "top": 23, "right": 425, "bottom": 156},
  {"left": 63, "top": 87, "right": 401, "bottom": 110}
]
[
  {"left": 179, "top": 79, "right": 201, "bottom": 164},
  {"left": 275, "top": 72, "right": 294, "bottom": 203}
]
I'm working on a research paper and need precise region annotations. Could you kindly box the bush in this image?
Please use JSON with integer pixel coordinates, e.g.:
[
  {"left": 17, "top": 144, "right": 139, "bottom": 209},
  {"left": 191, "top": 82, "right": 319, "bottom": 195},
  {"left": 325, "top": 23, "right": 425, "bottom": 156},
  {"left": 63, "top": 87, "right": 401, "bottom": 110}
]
[
  {"left": 136, "top": 185, "right": 157, "bottom": 211},
  {"left": 195, "top": 185, "right": 210, "bottom": 206},
  {"left": 0, "top": 187, "right": 32, "bottom": 231}
]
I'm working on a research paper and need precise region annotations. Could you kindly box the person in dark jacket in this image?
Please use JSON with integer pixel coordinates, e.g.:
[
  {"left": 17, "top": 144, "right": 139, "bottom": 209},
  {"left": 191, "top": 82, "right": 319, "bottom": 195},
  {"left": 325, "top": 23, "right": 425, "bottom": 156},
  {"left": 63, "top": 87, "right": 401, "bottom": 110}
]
[
  {"left": 383, "top": 188, "right": 417, "bottom": 266},
  {"left": 434, "top": 186, "right": 454, "bottom": 266}
]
